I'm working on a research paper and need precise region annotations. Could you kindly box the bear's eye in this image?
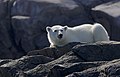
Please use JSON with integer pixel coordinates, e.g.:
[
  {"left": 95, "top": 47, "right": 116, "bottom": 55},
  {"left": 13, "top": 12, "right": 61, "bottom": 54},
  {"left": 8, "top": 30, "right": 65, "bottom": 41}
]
[
  {"left": 54, "top": 30, "right": 57, "bottom": 32},
  {"left": 60, "top": 30, "right": 63, "bottom": 32}
]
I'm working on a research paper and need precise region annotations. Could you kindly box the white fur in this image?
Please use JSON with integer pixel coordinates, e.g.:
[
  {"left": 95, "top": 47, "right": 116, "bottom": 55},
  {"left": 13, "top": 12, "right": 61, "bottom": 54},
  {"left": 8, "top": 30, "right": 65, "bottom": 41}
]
[{"left": 46, "top": 23, "right": 109, "bottom": 47}]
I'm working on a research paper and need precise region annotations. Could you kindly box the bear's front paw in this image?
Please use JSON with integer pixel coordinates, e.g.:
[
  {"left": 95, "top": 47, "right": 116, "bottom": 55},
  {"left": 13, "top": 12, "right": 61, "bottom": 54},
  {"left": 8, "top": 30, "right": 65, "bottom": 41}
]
[{"left": 50, "top": 45, "right": 57, "bottom": 48}]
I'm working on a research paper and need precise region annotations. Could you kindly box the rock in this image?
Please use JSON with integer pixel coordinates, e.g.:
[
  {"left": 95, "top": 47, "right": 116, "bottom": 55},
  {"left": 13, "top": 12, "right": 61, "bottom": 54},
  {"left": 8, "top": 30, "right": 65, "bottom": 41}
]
[
  {"left": 27, "top": 42, "right": 82, "bottom": 59},
  {"left": 0, "top": 55, "right": 53, "bottom": 77},
  {"left": 0, "top": 41, "right": 120, "bottom": 77},
  {"left": 1, "top": 55, "right": 53, "bottom": 71},
  {"left": 91, "top": 0, "right": 120, "bottom": 41},
  {"left": 26, "top": 41, "right": 120, "bottom": 77},
  {"left": 77, "top": 0, "right": 102, "bottom": 8},
  {"left": 0, "top": 0, "right": 25, "bottom": 59},
  {"left": 0, "top": 59, "right": 13, "bottom": 66},
  {"left": 72, "top": 41, "right": 120, "bottom": 61},
  {"left": 47, "top": 61, "right": 107, "bottom": 77},
  {"left": 11, "top": 0, "right": 90, "bottom": 25},
  {"left": 0, "top": 0, "right": 11, "bottom": 58},
  {"left": 77, "top": 0, "right": 113, "bottom": 8},
  {"left": 26, "top": 51, "right": 83, "bottom": 77},
  {"left": 66, "top": 59, "right": 120, "bottom": 77},
  {"left": 0, "top": 67, "right": 13, "bottom": 77},
  {"left": 11, "top": 16, "right": 37, "bottom": 52}
]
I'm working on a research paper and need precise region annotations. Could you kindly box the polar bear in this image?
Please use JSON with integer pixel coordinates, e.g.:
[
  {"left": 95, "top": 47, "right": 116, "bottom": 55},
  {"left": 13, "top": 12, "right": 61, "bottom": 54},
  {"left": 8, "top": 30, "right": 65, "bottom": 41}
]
[{"left": 46, "top": 23, "right": 109, "bottom": 47}]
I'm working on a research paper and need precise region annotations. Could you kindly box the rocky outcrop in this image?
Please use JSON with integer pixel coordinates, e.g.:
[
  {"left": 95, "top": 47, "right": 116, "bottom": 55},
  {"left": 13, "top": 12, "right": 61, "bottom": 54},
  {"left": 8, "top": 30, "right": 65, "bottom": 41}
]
[
  {"left": 27, "top": 42, "right": 82, "bottom": 59},
  {"left": 0, "top": 41, "right": 120, "bottom": 77},
  {"left": 0, "top": 0, "right": 25, "bottom": 59},
  {"left": 67, "top": 59, "right": 120, "bottom": 77}
]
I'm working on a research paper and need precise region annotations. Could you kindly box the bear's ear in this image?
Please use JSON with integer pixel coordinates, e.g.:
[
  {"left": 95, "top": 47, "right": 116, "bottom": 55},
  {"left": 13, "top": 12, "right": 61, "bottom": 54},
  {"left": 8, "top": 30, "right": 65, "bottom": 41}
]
[
  {"left": 46, "top": 26, "right": 51, "bottom": 32},
  {"left": 64, "top": 26, "right": 68, "bottom": 31}
]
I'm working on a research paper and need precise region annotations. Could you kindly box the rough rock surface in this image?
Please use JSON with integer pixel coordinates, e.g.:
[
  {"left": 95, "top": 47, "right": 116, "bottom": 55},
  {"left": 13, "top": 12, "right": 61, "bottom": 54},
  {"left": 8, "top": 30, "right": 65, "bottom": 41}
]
[
  {"left": 66, "top": 59, "right": 120, "bottom": 77},
  {"left": 0, "top": 41, "right": 120, "bottom": 77},
  {"left": 91, "top": 0, "right": 120, "bottom": 41}
]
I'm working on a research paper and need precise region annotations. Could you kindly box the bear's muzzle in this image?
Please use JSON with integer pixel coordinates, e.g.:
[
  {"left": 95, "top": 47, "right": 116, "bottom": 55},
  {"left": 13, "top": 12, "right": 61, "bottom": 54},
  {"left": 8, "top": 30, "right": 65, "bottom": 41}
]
[{"left": 58, "top": 34, "right": 63, "bottom": 39}]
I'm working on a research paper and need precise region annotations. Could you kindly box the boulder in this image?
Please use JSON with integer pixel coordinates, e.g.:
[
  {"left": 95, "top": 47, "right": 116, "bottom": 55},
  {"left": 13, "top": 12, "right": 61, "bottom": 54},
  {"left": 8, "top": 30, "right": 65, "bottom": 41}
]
[
  {"left": 1, "top": 55, "right": 53, "bottom": 71},
  {"left": 0, "top": 67, "right": 13, "bottom": 77},
  {"left": 76, "top": 0, "right": 114, "bottom": 8},
  {"left": 91, "top": 0, "right": 120, "bottom": 41},
  {"left": 27, "top": 42, "right": 82, "bottom": 59},
  {"left": 26, "top": 51, "right": 83, "bottom": 77},
  {"left": 47, "top": 61, "right": 107, "bottom": 77},
  {"left": 67, "top": 59, "right": 120, "bottom": 77},
  {"left": 0, "top": 41, "right": 120, "bottom": 77},
  {"left": 0, "top": 59, "right": 13, "bottom": 66},
  {"left": 14, "top": 41, "right": 120, "bottom": 77},
  {"left": 0, "top": 55, "right": 53, "bottom": 77},
  {"left": 72, "top": 41, "right": 120, "bottom": 61},
  {"left": 26, "top": 41, "right": 120, "bottom": 77},
  {"left": 0, "top": 0, "right": 25, "bottom": 59}
]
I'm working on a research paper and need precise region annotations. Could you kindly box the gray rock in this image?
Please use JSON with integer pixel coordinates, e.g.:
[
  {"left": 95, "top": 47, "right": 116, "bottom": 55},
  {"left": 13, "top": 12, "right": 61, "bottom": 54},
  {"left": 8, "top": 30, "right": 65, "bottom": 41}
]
[
  {"left": 27, "top": 42, "right": 82, "bottom": 59},
  {"left": 26, "top": 51, "right": 82, "bottom": 77},
  {"left": 91, "top": 0, "right": 120, "bottom": 41},
  {"left": 77, "top": 0, "right": 114, "bottom": 8},
  {"left": 26, "top": 41, "right": 120, "bottom": 77},
  {"left": 11, "top": 0, "right": 92, "bottom": 25},
  {"left": 72, "top": 41, "right": 120, "bottom": 61},
  {"left": 11, "top": 16, "right": 36, "bottom": 52},
  {"left": 1, "top": 55, "right": 53, "bottom": 71},
  {"left": 0, "top": 55, "right": 53, "bottom": 77},
  {"left": 0, "top": 41, "right": 120, "bottom": 77},
  {"left": 0, "top": 67, "right": 13, "bottom": 77},
  {"left": 0, "top": 0, "right": 25, "bottom": 59},
  {"left": 0, "top": 0, "right": 11, "bottom": 58},
  {"left": 47, "top": 61, "right": 107, "bottom": 77},
  {"left": 0, "top": 59, "right": 13, "bottom": 66},
  {"left": 66, "top": 59, "right": 120, "bottom": 77}
]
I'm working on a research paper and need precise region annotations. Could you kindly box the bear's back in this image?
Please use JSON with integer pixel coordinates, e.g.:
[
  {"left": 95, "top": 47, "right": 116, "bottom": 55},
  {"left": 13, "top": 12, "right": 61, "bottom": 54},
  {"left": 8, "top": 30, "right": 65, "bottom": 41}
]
[{"left": 65, "top": 25, "right": 94, "bottom": 43}]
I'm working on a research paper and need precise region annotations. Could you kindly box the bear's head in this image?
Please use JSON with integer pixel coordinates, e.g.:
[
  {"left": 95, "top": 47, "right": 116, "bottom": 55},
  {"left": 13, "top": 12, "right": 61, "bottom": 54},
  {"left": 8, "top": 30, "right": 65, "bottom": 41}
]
[{"left": 46, "top": 25, "right": 68, "bottom": 42}]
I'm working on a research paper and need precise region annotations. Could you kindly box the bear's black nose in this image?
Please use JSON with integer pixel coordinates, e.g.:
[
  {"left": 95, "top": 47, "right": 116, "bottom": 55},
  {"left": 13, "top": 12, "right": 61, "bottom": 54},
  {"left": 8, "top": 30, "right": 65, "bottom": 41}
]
[{"left": 58, "top": 34, "right": 63, "bottom": 39}]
